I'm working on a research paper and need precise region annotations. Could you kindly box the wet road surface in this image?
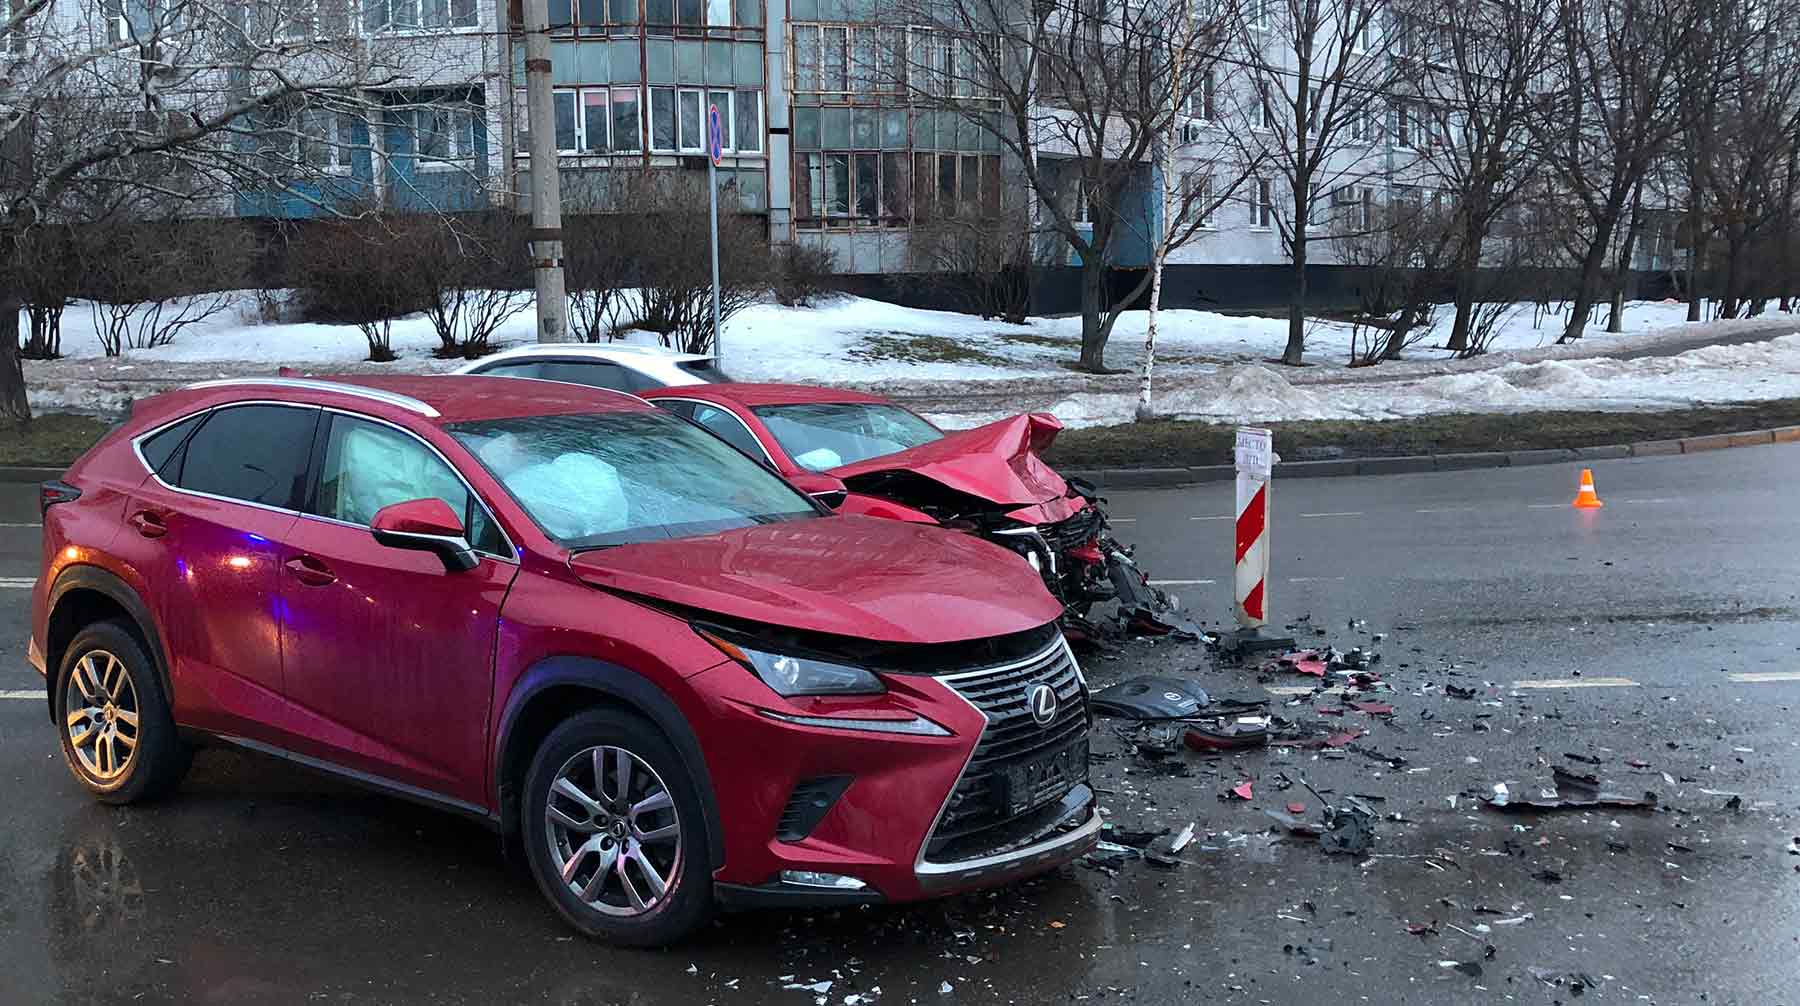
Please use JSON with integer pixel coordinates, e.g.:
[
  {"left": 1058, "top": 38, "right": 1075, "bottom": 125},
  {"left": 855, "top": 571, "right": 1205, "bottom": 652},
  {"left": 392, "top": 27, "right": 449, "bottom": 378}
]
[{"left": 2, "top": 447, "right": 1798, "bottom": 1005}]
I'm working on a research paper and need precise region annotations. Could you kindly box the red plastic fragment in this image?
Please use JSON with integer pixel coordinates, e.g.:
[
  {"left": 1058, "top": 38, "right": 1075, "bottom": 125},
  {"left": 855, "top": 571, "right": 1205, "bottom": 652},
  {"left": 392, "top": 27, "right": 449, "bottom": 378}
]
[
  {"left": 1286, "top": 802, "right": 1307, "bottom": 815},
  {"left": 1351, "top": 701, "right": 1394, "bottom": 716},
  {"left": 1229, "top": 780, "right": 1254, "bottom": 800},
  {"left": 1324, "top": 729, "right": 1363, "bottom": 748}
]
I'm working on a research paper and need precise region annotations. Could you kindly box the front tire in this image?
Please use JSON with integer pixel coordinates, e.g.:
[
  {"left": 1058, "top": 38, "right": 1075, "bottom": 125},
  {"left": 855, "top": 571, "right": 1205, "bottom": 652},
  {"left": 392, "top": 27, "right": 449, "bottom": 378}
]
[
  {"left": 54, "top": 620, "right": 191, "bottom": 804},
  {"left": 521, "top": 709, "right": 713, "bottom": 945}
]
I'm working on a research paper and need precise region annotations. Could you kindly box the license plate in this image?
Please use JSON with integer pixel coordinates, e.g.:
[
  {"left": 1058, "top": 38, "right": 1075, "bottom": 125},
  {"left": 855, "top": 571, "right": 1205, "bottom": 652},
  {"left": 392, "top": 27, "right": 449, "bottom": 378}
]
[{"left": 1003, "top": 738, "right": 1089, "bottom": 817}]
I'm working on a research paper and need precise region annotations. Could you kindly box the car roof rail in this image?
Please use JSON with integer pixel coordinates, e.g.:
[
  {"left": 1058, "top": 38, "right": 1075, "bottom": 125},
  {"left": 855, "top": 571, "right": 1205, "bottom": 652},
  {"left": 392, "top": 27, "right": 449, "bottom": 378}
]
[{"left": 181, "top": 378, "right": 442, "bottom": 418}]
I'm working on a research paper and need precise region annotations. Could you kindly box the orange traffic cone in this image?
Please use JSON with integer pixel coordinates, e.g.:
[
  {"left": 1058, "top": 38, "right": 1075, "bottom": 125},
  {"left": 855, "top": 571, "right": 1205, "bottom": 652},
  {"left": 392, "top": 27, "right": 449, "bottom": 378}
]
[{"left": 1572, "top": 468, "right": 1603, "bottom": 509}]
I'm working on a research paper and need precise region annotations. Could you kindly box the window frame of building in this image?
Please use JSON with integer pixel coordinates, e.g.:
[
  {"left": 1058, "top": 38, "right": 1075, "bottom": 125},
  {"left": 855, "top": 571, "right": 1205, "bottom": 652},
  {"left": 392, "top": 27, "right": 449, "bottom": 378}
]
[
  {"left": 412, "top": 100, "right": 478, "bottom": 167},
  {"left": 1188, "top": 66, "right": 1216, "bottom": 122},
  {"left": 1251, "top": 177, "right": 1274, "bottom": 231},
  {"left": 365, "top": 0, "right": 480, "bottom": 34},
  {"left": 1183, "top": 172, "right": 1215, "bottom": 230}
]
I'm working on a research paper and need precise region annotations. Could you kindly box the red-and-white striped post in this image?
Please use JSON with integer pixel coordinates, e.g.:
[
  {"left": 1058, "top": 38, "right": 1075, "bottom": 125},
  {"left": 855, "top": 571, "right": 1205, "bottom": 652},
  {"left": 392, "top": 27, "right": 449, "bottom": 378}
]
[{"left": 1233, "top": 427, "right": 1274, "bottom": 628}]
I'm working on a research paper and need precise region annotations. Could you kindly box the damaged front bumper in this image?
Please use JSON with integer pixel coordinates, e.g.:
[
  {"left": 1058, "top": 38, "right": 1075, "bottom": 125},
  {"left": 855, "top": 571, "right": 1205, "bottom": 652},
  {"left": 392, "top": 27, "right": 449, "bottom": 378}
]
[{"left": 915, "top": 784, "right": 1101, "bottom": 894}]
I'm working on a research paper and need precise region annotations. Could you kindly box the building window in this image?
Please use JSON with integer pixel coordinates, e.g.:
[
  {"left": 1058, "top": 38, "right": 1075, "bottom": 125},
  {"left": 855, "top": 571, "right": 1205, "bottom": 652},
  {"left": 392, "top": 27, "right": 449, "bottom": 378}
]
[
  {"left": 1393, "top": 99, "right": 1412, "bottom": 148},
  {"left": 414, "top": 101, "right": 477, "bottom": 164},
  {"left": 1360, "top": 186, "right": 1374, "bottom": 229},
  {"left": 260, "top": 102, "right": 361, "bottom": 173},
  {"left": 1257, "top": 84, "right": 1278, "bottom": 131},
  {"left": 546, "top": 86, "right": 643, "bottom": 153},
  {"left": 1252, "top": 177, "right": 1274, "bottom": 230},
  {"left": 649, "top": 86, "right": 676, "bottom": 150},
  {"left": 790, "top": 24, "right": 981, "bottom": 101},
  {"left": 1188, "top": 67, "right": 1216, "bottom": 121},
  {"left": 1247, "top": 0, "right": 1270, "bottom": 31},
  {"left": 366, "top": 0, "right": 478, "bottom": 32},
  {"left": 547, "top": 0, "right": 645, "bottom": 34},
  {"left": 1350, "top": 105, "right": 1375, "bottom": 143},
  {"left": 1183, "top": 172, "right": 1214, "bottom": 229},
  {"left": 677, "top": 87, "right": 704, "bottom": 152}
]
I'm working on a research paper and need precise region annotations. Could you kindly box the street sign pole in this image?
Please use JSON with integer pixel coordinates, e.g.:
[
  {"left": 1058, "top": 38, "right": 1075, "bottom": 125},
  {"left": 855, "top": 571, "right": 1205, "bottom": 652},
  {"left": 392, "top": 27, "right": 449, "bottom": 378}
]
[{"left": 706, "top": 104, "right": 724, "bottom": 364}]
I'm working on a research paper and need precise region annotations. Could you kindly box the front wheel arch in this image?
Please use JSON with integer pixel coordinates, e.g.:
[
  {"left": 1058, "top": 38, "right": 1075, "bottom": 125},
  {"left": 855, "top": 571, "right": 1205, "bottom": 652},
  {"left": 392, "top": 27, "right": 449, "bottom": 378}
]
[
  {"left": 493, "top": 658, "right": 724, "bottom": 873},
  {"left": 45, "top": 567, "right": 170, "bottom": 724}
]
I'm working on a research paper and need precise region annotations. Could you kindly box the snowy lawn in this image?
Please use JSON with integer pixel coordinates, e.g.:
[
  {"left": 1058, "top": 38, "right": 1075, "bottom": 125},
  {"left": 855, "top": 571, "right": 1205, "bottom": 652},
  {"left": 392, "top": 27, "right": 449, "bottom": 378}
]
[{"left": 19, "top": 291, "right": 1800, "bottom": 428}]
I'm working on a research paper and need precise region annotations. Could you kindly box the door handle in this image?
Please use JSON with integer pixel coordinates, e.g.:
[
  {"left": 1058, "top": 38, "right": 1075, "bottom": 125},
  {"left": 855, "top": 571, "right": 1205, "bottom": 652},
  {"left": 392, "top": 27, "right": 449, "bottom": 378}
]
[
  {"left": 283, "top": 556, "right": 337, "bottom": 587},
  {"left": 128, "top": 510, "right": 167, "bottom": 539}
]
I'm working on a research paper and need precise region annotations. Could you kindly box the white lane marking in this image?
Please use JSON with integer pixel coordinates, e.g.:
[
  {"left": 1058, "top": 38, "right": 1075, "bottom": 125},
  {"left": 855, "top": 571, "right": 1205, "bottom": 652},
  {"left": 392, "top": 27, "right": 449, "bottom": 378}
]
[
  {"left": 1268, "top": 685, "right": 1346, "bottom": 696},
  {"left": 1288, "top": 576, "right": 1346, "bottom": 583},
  {"left": 1299, "top": 511, "right": 1362, "bottom": 518},
  {"left": 0, "top": 690, "right": 47, "bottom": 700},
  {"left": 0, "top": 577, "right": 36, "bottom": 589},
  {"left": 1728, "top": 671, "right": 1800, "bottom": 683},
  {"left": 1526, "top": 503, "right": 1565, "bottom": 510},
  {"left": 0, "top": 522, "right": 42, "bottom": 528},
  {"left": 1149, "top": 579, "right": 1215, "bottom": 586},
  {"left": 1511, "top": 677, "right": 1639, "bottom": 689},
  {"left": 1620, "top": 498, "right": 1676, "bottom": 504},
  {"left": 1188, "top": 515, "right": 1234, "bottom": 521},
  {"left": 1414, "top": 506, "right": 1476, "bottom": 514},
  {"left": 1108, "top": 517, "right": 1138, "bottom": 524}
]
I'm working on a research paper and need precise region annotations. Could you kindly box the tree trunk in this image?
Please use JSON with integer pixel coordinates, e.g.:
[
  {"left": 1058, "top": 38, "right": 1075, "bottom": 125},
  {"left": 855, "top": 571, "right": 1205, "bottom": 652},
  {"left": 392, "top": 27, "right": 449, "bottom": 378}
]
[
  {"left": 1686, "top": 237, "right": 1704, "bottom": 322},
  {"left": 0, "top": 297, "right": 30, "bottom": 424},
  {"left": 1283, "top": 234, "right": 1308, "bottom": 365},
  {"left": 1562, "top": 239, "right": 1611, "bottom": 343},
  {"left": 1077, "top": 259, "right": 1109, "bottom": 372}
]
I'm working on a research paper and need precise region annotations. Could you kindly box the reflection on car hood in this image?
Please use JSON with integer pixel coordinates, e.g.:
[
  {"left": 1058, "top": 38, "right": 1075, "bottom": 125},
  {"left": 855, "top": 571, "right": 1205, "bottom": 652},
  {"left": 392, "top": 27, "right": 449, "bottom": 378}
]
[
  {"left": 569, "top": 516, "right": 1062, "bottom": 644},
  {"left": 827, "top": 413, "right": 1070, "bottom": 508}
]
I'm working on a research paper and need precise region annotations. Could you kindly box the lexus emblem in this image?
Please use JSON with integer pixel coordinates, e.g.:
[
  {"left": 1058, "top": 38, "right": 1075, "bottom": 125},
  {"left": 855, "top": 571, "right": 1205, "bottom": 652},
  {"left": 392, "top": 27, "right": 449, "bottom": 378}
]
[{"left": 1026, "top": 683, "right": 1059, "bottom": 727}]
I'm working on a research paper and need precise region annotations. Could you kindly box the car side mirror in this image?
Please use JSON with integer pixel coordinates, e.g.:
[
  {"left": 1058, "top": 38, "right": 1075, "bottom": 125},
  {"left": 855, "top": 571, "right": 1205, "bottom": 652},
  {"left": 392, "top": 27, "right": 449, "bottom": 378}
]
[
  {"left": 787, "top": 472, "right": 849, "bottom": 510},
  {"left": 370, "top": 498, "right": 479, "bottom": 572}
]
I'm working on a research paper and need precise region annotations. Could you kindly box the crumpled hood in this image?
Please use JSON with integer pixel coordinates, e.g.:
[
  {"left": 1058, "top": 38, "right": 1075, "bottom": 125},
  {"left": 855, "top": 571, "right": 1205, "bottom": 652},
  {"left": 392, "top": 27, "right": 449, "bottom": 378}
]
[
  {"left": 828, "top": 413, "right": 1071, "bottom": 508},
  {"left": 569, "top": 516, "right": 1062, "bottom": 644}
]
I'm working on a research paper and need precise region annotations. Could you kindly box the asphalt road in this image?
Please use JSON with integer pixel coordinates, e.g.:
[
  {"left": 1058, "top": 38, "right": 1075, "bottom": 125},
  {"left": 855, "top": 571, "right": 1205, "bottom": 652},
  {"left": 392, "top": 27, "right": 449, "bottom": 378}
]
[{"left": 2, "top": 447, "right": 1798, "bottom": 1006}]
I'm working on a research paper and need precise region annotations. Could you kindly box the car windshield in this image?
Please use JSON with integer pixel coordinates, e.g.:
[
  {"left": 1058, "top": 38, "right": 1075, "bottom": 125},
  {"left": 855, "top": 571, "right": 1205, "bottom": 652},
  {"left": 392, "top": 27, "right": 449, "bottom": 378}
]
[
  {"left": 751, "top": 403, "right": 943, "bottom": 472},
  {"left": 448, "top": 412, "right": 819, "bottom": 550},
  {"left": 675, "top": 359, "right": 734, "bottom": 382}
]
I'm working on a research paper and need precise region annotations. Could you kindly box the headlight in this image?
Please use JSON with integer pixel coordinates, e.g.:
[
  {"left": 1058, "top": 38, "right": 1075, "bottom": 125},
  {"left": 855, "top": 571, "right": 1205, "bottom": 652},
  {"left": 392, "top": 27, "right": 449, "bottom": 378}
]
[{"left": 699, "top": 630, "right": 886, "bottom": 697}]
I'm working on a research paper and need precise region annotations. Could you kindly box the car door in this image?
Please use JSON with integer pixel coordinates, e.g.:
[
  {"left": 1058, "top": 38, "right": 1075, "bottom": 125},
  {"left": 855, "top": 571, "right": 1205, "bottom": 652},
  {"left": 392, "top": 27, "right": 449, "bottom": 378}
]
[
  {"left": 119, "top": 404, "right": 319, "bottom": 739},
  {"left": 276, "top": 411, "right": 517, "bottom": 806}
]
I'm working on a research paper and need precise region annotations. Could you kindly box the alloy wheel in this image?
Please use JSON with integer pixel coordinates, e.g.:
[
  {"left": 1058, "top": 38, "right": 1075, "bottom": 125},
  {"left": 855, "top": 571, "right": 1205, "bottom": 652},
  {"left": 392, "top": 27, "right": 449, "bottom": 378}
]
[
  {"left": 64, "top": 650, "right": 140, "bottom": 782},
  {"left": 543, "top": 745, "right": 683, "bottom": 917}
]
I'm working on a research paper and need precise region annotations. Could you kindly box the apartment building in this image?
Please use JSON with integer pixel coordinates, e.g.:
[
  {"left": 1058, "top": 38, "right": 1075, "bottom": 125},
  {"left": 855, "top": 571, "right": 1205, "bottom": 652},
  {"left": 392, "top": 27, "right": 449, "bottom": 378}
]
[{"left": 64, "top": 0, "right": 1660, "bottom": 278}]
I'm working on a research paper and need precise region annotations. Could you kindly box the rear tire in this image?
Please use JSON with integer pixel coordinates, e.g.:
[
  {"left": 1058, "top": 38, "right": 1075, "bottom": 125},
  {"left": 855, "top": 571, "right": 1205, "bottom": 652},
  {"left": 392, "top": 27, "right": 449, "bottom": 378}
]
[
  {"left": 521, "top": 709, "right": 713, "bottom": 946},
  {"left": 54, "top": 620, "right": 191, "bottom": 804}
]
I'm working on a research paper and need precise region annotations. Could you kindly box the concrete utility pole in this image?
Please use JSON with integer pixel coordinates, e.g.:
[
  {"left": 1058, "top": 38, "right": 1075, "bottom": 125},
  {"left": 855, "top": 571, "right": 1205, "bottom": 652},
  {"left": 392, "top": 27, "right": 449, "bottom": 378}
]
[{"left": 523, "top": 0, "right": 571, "bottom": 343}]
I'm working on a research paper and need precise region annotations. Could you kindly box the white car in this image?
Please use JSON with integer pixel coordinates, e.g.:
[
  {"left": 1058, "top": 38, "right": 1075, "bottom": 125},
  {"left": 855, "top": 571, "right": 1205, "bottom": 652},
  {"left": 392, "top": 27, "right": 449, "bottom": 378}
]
[{"left": 453, "top": 343, "right": 732, "bottom": 393}]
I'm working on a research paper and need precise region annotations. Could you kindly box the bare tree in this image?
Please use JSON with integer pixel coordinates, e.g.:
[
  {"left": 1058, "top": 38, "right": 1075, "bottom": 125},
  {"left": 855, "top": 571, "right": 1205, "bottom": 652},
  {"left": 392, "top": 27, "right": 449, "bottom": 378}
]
[
  {"left": 1328, "top": 194, "right": 1450, "bottom": 363},
  {"left": 563, "top": 214, "right": 634, "bottom": 344},
  {"left": 0, "top": 0, "right": 488, "bottom": 422},
  {"left": 292, "top": 213, "right": 439, "bottom": 361},
  {"left": 1224, "top": 0, "right": 1399, "bottom": 365},
  {"left": 876, "top": 0, "right": 1254, "bottom": 372},
  {"left": 1397, "top": 0, "right": 1557, "bottom": 352},
  {"left": 409, "top": 212, "right": 530, "bottom": 359},
  {"left": 1526, "top": 0, "right": 1705, "bottom": 342}
]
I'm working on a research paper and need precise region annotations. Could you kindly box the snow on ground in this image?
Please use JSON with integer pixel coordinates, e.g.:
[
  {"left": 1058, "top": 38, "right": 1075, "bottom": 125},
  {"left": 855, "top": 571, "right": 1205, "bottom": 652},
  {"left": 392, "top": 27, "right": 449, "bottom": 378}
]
[
  {"left": 1029, "top": 334, "right": 1800, "bottom": 427},
  {"left": 20, "top": 291, "right": 1800, "bottom": 427}
]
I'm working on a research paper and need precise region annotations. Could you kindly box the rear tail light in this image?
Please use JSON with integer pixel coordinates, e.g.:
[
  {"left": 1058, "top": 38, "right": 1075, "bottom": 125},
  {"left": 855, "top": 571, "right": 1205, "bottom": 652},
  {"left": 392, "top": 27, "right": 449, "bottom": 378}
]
[{"left": 39, "top": 480, "right": 80, "bottom": 518}]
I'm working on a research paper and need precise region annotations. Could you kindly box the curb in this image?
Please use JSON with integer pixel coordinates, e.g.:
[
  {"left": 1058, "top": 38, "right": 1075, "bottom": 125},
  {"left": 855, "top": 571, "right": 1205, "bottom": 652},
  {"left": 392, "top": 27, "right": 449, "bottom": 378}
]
[{"left": 1064, "top": 423, "right": 1800, "bottom": 490}]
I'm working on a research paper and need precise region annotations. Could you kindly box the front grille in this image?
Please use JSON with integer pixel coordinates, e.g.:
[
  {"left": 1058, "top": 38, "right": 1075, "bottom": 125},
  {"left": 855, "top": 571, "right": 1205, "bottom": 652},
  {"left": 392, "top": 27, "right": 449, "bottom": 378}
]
[
  {"left": 927, "top": 641, "right": 1090, "bottom": 860},
  {"left": 1038, "top": 507, "right": 1102, "bottom": 553}
]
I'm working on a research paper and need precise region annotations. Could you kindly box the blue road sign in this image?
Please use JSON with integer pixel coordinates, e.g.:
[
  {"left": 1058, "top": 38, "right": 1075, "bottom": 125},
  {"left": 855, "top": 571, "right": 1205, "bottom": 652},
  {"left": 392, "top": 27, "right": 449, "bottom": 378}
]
[{"left": 707, "top": 104, "right": 724, "bottom": 167}]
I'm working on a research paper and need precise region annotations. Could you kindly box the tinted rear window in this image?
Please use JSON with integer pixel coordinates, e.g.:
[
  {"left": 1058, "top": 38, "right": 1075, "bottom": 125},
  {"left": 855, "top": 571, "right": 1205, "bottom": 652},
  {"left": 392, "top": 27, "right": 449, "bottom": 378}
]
[
  {"left": 173, "top": 405, "right": 319, "bottom": 508},
  {"left": 138, "top": 413, "right": 206, "bottom": 476}
]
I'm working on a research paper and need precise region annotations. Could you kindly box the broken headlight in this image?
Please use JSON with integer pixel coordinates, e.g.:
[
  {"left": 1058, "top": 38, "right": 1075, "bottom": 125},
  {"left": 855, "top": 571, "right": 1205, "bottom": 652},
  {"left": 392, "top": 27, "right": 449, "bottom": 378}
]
[{"left": 701, "top": 631, "right": 886, "bottom": 697}]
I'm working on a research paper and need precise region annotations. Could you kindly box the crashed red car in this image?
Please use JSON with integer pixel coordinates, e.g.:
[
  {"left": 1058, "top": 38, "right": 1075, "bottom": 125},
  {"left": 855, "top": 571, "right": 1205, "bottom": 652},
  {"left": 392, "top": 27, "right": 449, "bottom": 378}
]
[{"left": 639, "top": 384, "right": 1162, "bottom": 633}]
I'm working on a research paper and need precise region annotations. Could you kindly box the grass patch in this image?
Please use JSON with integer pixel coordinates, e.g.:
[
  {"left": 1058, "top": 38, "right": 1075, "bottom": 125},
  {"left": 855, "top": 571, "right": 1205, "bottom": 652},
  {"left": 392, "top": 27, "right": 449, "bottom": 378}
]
[
  {"left": 847, "top": 333, "right": 1013, "bottom": 367},
  {"left": 1043, "top": 399, "right": 1800, "bottom": 470},
  {"left": 1, "top": 414, "right": 114, "bottom": 467},
  {"left": 993, "top": 331, "right": 1072, "bottom": 349}
]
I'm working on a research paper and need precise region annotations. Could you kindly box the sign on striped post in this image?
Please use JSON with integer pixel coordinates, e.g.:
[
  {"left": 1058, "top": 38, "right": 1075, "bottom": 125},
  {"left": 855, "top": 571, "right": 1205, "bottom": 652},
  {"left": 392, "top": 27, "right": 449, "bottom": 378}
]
[{"left": 1233, "top": 426, "right": 1274, "bottom": 628}]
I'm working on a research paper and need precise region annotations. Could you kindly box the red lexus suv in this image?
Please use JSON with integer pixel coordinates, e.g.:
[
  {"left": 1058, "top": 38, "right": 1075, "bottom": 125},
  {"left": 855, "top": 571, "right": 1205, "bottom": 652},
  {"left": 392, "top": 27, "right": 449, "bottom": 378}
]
[{"left": 27, "top": 376, "right": 1097, "bottom": 944}]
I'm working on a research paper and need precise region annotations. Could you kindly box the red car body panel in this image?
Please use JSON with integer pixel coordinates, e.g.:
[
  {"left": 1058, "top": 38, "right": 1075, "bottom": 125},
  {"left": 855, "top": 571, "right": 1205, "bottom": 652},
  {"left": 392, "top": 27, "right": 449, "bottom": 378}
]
[
  {"left": 31, "top": 375, "right": 1096, "bottom": 912},
  {"left": 828, "top": 412, "right": 1071, "bottom": 508},
  {"left": 570, "top": 516, "right": 1060, "bottom": 644}
]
